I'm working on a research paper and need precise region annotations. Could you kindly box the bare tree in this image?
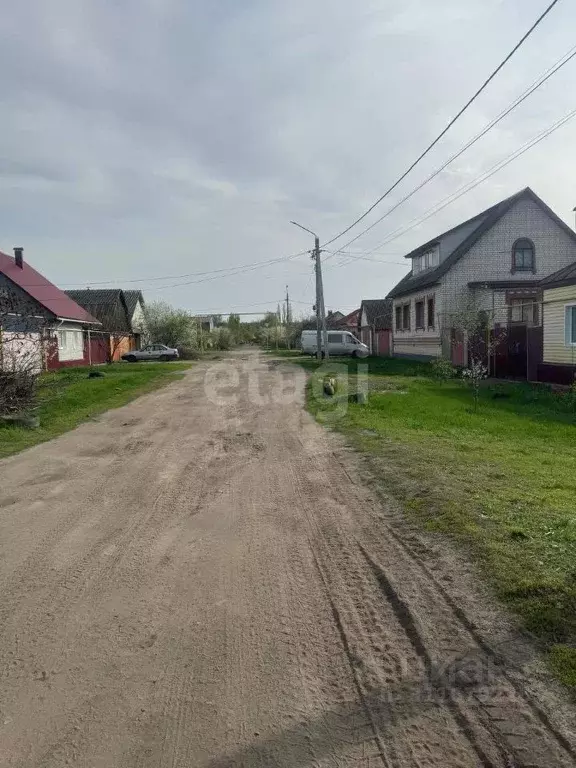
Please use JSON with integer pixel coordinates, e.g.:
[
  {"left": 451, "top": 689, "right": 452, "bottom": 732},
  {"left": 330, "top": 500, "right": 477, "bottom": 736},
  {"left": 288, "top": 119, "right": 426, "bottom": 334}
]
[
  {"left": 106, "top": 332, "right": 133, "bottom": 364},
  {"left": 0, "top": 281, "right": 47, "bottom": 415}
]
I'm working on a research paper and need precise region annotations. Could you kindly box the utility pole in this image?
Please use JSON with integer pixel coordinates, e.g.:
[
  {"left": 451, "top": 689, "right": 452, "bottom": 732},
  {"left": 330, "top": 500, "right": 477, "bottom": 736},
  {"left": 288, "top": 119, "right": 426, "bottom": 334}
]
[
  {"left": 314, "top": 236, "right": 329, "bottom": 360},
  {"left": 291, "top": 221, "right": 329, "bottom": 361},
  {"left": 285, "top": 285, "right": 291, "bottom": 349}
]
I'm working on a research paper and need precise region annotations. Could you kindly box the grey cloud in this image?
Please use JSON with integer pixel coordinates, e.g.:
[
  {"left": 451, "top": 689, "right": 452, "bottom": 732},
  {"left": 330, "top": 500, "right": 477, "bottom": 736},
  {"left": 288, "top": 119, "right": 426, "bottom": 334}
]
[{"left": 0, "top": 0, "right": 575, "bottom": 314}]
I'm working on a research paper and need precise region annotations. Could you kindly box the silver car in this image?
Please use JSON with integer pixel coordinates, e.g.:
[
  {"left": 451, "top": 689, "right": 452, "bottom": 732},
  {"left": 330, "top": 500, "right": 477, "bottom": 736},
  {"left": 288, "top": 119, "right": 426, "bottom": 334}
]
[{"left": 122, "top": 344, "right": 179, "bottom": 362}]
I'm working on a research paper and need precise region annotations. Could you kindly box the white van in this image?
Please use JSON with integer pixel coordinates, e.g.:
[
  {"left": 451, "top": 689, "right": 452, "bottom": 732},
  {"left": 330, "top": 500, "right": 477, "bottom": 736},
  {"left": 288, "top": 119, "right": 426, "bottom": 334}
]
[{"left": 300, "top": 330, "right": 369, "bottom": 358}]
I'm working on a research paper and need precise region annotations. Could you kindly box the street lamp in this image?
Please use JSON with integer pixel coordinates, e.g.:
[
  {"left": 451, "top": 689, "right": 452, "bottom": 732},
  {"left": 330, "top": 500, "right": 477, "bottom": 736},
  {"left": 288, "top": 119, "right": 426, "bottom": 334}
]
[{"left": 290, "top": 221, "right": 329, "bottom": 360}]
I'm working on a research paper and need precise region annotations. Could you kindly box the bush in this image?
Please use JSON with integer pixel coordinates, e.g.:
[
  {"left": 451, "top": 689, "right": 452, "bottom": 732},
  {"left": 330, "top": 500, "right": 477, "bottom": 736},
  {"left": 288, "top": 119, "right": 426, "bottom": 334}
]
[
  {"left": 0, "top": 371, "right": 37, "bottom": 415},
  {"left": 429, "top": 357, "right": 456, "bottom": 383},
  {"left": 212, "top": 327, "right": 233, "bottom": 350}
]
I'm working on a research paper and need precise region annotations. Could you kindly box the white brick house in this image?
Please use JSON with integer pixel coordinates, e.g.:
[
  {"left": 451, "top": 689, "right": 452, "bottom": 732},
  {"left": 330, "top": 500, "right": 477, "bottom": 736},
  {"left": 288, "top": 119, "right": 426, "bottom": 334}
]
[{"left": 387, "top": 188, "right": 576, "bottom": 359}]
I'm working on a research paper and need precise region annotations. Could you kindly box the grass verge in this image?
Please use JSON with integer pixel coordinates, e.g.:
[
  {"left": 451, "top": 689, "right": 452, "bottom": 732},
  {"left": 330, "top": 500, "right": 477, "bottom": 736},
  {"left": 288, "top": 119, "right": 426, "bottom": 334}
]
[
  {"left": 277, "top": 350, "right": 576, "bottom": 691},
  {"left": 0, "top": 362, "right": 192, "bottom": 459}
]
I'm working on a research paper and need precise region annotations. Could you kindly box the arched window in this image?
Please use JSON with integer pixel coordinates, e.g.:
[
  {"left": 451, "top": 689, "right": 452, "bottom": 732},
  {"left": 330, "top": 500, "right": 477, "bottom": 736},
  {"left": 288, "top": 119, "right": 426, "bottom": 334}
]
[{"left": 512, "top": 238, "right": 535, "bottom": 272}]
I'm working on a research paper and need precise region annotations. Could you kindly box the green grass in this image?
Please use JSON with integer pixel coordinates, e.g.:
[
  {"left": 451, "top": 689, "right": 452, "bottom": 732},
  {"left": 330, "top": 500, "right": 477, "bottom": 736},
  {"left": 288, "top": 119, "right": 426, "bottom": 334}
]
[
  {"left": 0, "top": 362, "right": 192, "bottom": 458},
  {"left": 286, "top": 353, "right": 576, "bottom": 691}
]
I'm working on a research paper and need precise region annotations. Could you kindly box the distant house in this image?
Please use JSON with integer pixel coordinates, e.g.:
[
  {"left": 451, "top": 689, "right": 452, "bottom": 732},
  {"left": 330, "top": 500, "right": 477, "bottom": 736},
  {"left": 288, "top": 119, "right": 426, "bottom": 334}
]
[
  {"left": 358, "top": 299, "right": 393, "bottom": 356},
  {"left": 0, "top": 248, "right": 100, "bottom": 371},
  {"left": 326, "top": 310, "right": 345, "bottom": 328},
  {"left": 65, "top": 289, "right": 144, "bottom": 363},
  {"left": 538, "top": 263, "right": 576, "bottom": 384},
  {"left": 324, "top": 309, "right": 360, "bottom": 332},
  {"left": 123, "top": 290, "right": 146, "bottom": 342},
  {"left": 387, "top": 187, "right": 576, "bottom": 373},
  {"left": 339, "top": 309, "right": 360, "bottom": 332},
  {"left": 195, "top": 315, "right": 215, "bottom": 332}
]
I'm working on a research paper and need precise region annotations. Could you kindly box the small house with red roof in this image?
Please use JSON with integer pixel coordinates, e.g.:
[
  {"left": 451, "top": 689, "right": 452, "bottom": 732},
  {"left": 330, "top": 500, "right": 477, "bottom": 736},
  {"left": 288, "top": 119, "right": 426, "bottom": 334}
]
[{"left": 0, "top": 248, "right": 100, "bottom": 371}]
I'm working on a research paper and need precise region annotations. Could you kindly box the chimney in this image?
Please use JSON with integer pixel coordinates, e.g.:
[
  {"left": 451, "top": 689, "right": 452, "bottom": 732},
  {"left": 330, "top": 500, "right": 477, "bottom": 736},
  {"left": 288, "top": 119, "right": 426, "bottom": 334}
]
[{"left": 14, "top": 247, "right": 23, "bottom": 269}]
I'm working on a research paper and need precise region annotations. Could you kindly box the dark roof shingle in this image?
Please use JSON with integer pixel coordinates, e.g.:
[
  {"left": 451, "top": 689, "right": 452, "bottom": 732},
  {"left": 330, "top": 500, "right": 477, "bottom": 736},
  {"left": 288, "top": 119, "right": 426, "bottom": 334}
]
[
  {"left": 359, "top": 299, "right": 393, "bottom": 330},
  {"left": 65, "top": 289, "right": 132, "bottom": 333},
  {"left": 540, "top": 262, "right": 576, "bottom": 289},
  {"left": 123, "top": 290, "right": 144, "bottom": 317}
]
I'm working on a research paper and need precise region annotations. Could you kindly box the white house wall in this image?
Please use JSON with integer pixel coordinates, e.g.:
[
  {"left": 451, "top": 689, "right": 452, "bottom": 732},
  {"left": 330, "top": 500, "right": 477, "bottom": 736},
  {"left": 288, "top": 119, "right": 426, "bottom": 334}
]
[
  {"left": 131, "top": 301, "right": 146, "bottom": 334},
  {"left": 392, "top": 288, "right": 443, "bottom": 358},
  {"left": 56, "top": 323, "right": 84, "bottom": 362},
  {"left": 0, "top": 332, "right": 43, "bottom": 373}
]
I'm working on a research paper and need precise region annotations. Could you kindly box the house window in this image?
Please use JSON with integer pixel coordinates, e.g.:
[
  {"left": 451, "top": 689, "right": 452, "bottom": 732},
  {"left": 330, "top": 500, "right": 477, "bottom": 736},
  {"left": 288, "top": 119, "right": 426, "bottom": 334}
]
[
  {"left": 565, "top": 305, "right": 576, "bottom": 345},
  {"left": 427, "top": 295, "right": 435, "bottom": 329},
  {"left": 395, "top": 306, "right": 402, "bottom": 331},
  {"left": 509, "top": 298, "right": 538, "bottom": 324},
  {"left": 412, "top": 248, "right": 439, "bottom": 274},
  {"left": 512, "top": 239, "right": 535, "bottom": 272},
  {"left": 402, "top": 303, "right": 410, "bottom": 331},
  {"left": 415, "top": 300, "right": 425, "bottom": 329},
  {"left": 57, "top": 329, "right": 83, "bottom": 351}
]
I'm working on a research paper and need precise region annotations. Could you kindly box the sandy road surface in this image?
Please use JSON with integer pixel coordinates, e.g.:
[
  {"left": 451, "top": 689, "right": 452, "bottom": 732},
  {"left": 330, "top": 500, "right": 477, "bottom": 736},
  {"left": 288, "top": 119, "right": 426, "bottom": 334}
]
[{"left": 0, "top": 350, "right": 575, "bottom": 768}]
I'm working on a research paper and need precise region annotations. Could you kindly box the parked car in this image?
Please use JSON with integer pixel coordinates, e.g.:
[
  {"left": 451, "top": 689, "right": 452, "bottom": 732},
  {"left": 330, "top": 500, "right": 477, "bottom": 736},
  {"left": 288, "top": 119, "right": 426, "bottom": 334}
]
[
  {"left": 300, "top": 330, "right": 369, "bottom": 358},
  {"left": 121, "top": 344, "right": 179, "bottom": 362}
]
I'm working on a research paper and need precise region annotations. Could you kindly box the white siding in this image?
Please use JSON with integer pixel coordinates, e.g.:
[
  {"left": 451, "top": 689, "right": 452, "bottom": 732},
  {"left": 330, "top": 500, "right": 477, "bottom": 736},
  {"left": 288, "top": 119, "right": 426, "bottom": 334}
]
[
  {"left": 392, "top": 289, "right": 442, "bottom": 358},
  {"left": 543, "top": 285, "right": 576, "bottom": 365},
  {"left": 56, "top": 323, "right": 84, "bottom": 362},
  {"left": 131, "top": 301, "right": 146, "bottom": 334}
]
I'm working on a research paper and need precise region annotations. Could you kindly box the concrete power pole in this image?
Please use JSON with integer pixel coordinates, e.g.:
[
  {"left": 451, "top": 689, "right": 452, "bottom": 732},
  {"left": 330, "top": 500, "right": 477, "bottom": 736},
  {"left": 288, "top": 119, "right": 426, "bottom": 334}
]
[
  {"left": 285, "top": 285, "right": 291, "bottom": 350},
  {"left": 290, "top": 221, "right": 329, "bottom": 361},
  {"left": 313, "top": 236, "right": 329, "bottom": 360}
]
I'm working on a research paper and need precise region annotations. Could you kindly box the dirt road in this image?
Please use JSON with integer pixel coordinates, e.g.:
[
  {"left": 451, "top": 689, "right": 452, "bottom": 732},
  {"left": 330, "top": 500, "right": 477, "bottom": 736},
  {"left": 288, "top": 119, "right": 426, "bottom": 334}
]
[{"left": 0, "top": 350, "right": 575, "bottom": 767}]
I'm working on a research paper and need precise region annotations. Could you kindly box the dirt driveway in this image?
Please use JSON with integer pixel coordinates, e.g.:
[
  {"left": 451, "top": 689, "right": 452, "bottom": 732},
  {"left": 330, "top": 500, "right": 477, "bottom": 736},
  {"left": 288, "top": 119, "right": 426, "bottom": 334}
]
[{"left": 0, "top": 350, "right": 575, "bottom": 767}]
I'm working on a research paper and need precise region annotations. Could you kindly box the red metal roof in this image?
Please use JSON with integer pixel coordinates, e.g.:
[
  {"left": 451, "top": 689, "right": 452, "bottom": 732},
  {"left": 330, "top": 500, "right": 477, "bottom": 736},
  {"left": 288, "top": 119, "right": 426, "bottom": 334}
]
[{"left": 0, "top": 250, "right": 100, "bottom": 324}]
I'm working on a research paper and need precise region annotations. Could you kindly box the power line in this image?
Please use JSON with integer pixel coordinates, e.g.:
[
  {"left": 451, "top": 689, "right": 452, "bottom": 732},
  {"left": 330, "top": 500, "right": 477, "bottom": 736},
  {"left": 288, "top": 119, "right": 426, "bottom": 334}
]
[
  {"left": 323, "top": 249, "right": 407, "bottom": 266},
  {"left": 321, "top": 0, "right": 562, "bottom": 249},
  {"left": 187, "top": 300, "right": 287, "bottom": 314},
  {"left": 62, "top": 249, "right": 309, "bottom": 288},
  {"left": 338, "top": 106, "right": 576, "bottom": 263},
  {"left": 324, "top": 41, "right": 576, "bottom": 263}
]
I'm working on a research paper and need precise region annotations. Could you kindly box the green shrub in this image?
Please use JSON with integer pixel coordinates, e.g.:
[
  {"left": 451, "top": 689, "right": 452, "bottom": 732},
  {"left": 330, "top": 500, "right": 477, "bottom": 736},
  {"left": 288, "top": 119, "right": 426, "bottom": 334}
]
[{"left": 429, "top": 357, "right": 456, "bottom": 383}]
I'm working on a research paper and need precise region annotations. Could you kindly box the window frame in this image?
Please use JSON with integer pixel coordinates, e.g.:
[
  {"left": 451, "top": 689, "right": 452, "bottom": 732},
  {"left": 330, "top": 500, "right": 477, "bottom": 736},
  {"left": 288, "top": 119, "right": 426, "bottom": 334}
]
[
  {"left": 427, "top": 295, "right": 435, "bottom": 330},
  {"left": 415, "top": 300, "right": 425, "bottom": 330},
  {"left": 565, "top": 303, "right": 576, "bottom": 346},
  {"left": 508, "top": 298, "right": 539, "bottom": 325},
  {"left": 327, "top": 332, "right": 343, "bottom": 344},
  {"left": 511, "top": 238, "right": 535, "bottom": 273},
  {"left": 395, "top": 305, "right": 402, "bottom": 331},
  {"left": 402, "top": 303, "right": 411, "bottom": 331}
]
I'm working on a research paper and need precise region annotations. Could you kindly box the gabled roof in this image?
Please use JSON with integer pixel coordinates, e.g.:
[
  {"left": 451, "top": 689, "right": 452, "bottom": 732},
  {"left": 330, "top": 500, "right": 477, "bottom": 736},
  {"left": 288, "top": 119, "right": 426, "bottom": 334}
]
[
  {"left": 123, "top": 290, "right": 145, "bottom": 317},
  {"left": 65, "top": 289, "right": 132, "bottom": 333},
  {"left": 0, "top": 250, "right": 100, "bottom": 324},
  {"left": 539, "top": 262, "right": 576, "bottom": 290},
  {"left": 387, "top": 187, "right": 576, "bottom": 299},
  {"left": 359, "top": 299, "right": 393, "bottom": 330},
  {"left": 341, "top": 308, "right": 360, "bottom": 325}
]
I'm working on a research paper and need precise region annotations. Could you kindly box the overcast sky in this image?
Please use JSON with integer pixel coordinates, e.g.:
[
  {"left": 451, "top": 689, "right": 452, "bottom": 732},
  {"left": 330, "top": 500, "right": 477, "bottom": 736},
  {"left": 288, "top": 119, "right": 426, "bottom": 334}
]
[{"left": 1, "top": 0, "right": 575, "bottom": 318}]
